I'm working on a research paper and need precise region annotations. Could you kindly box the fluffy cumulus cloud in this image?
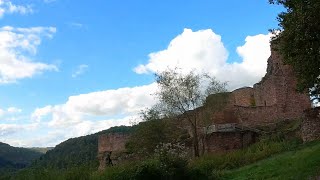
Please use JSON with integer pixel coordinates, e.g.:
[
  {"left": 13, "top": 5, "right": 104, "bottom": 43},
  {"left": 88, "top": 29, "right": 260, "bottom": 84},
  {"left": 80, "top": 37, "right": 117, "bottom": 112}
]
[
  {"left": 0, "top": 107, "right": 22, "bottom": 117},
  {"left": 5, "top": 28, "right": 273, "bottom": 147},
  {"left": 0, "top": 123, "right": 37, "bottom": 136},
  {"left": 0, "top": 26, "right": 58, "bottom": 83},
  {"left": 134, "top": 28, "right": 272, "bottom": 90},
  {"left": 31, "top": 83, "right": 157, "bottom": 128},
  {"left": 7, "top": 107, "right": 22, "bottom": 113},
  {"left": 20, "top": 84, "right": 157, "bottom": 146},
  {"left": 0, "top": 0, "right": 33, "bottom": 18},
  {"left": 0, "top": 116, "right": 135, "bottom": 147},
  {"left": 135, "top": 29, "right": 228, "bottom": 75}
]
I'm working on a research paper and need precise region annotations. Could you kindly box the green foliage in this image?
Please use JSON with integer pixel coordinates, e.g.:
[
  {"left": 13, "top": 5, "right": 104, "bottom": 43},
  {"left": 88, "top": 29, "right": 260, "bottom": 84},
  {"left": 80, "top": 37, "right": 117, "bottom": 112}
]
[
  {"left": 11, "top": 138, "right": 320, "bottom": 180},
  {"left": 270, "top": 0, "right": 320, "bottom": 99},
  {"left": 0, "top": 142, "right": 43, "bottom": 166},
  {"left": 155, "top": 68, "right": 227, "bottom": 157},
  {"left": 126, "top": 119, "right": 184, "bottom": 156},
  {"left": 0, "top": 142, "right": 43, "bottom": 178},
  {"left": 28, "top": 147, "right": 54, "bottom": 154},
  {"left": 32, "top": 133, "right": 99, "bottom": 169},
  {"left": 153, "top": 143, "right": 189, "bottom": 177},
  {"left": 93, "top": 143, "right": 189, "bottom": 180},
  {"left": 126, "top": 108, "right": 187, "bottom": 156},
  {"left": 32, "top": 126, "right": 134, "bottom": 169},
  {"left": 250, "top": 95, "right": 256, "bottom": 107},
  {"left": 188, "top": 137, "right": 301, "bottom": 179},
  {"left": 14, "top": 165, "right": 96, "bottom": 180},
  {"left": 155, "top": 69, "right": 227, "bottom": 117}
]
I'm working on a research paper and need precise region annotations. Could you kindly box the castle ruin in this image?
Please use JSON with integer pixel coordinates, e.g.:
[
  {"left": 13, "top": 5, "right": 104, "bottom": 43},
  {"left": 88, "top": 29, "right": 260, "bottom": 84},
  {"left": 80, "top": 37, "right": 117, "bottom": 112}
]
[
  {"left": 209, "top": 45, "right": 310, "bottom": 127},
  {"left": 98, "top": 45, "right": 312, "bottom": 168}
]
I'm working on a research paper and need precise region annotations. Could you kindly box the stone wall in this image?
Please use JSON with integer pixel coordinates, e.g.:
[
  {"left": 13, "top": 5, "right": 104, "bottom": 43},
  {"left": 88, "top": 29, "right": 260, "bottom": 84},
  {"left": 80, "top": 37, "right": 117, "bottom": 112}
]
[
  {"left": 205, "top": 131, "right": 256, "bottom": 152},
  {"left": 301, "top": 108, "right": 320, "bottom": 142},
  {"left": 98, "top": 133, "right": 129, "bottom": 153},
  {"left": 235, "top": 106, "right": 279, "bottom": 127},
  {"left": 98, "top": 133, "right": 130, "bottom": 170},
  {"left": 232, "top": 87, "right": 254, "bottom": 107},
  {"left": 209, "top": 45, "right": 310, "bottom": 128}
]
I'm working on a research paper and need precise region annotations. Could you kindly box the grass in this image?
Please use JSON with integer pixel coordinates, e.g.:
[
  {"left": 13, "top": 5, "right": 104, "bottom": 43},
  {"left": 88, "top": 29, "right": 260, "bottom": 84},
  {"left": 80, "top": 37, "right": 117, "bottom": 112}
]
[
  {"left": 188, "top": 137, "right": 301, "bottom": 178},
  {"left": 10, "top": 136, "right": 320, "bottom": 179},
  {"left": 222, "top": 140, "right": 320, "bottom": 180}
]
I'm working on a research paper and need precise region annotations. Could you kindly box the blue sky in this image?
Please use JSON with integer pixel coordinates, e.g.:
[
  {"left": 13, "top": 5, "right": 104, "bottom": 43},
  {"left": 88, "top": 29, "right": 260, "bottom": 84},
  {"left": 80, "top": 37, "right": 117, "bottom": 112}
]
[{"left": 0, "top": 0, "right": 283, "bottom": 147}]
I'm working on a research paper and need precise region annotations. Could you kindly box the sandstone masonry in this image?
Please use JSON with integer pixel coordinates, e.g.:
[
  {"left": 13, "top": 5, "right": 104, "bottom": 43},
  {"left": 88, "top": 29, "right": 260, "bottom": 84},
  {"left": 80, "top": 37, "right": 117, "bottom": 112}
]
[
  {"left": 209, "top": 45, "right": 311, "bottom": 127},
  {"left": 98, "top": 133, "right": 130, "bottom": 170},
  {"left": 301, "top": 107, "right": 320, "bottom": 142}
]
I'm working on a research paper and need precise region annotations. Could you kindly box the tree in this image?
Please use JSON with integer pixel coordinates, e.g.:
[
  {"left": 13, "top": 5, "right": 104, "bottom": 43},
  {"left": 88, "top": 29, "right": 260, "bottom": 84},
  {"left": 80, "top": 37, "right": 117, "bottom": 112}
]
[
  {"left": 126, "top": 107, "right": 185, "bottom": 156},
  {"left": 154, "top": 69, "right": 227, "bottom": 157},
  {"left": 269, "top": 0, "right": 320, "bottom": 101}
]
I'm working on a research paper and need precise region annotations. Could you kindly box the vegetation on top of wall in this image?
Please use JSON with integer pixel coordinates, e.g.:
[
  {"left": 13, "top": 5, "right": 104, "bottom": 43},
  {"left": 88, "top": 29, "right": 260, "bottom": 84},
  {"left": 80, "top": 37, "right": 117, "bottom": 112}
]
[{"left": 249, "top": 95, "right": 256, "bottom": 107}]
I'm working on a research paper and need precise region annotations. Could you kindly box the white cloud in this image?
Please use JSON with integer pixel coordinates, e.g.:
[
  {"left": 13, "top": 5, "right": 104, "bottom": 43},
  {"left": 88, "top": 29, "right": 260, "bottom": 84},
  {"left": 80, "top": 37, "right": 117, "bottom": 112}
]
[
  {"left": 0, "top": 108, "right": 4, "bottom": 117},
  {"left": 16, "top": 84, "right": 157, "bottom": 146},
  {"left": 0, "top": 123, "right": 37, "bottom": 136},
  {"left": 32, "top": 105, "right": 52, "bottom": 123},
  {"left": 0, "top": 0, "right": 33, "bottom": 18},
  {"left": 134, "top": 28, "right": 228, "bottom": 75},
  {"left": 0, "top": 26, "right": 58, "bottom": 83},
  {"left": 0, "top": 106, "right": 22, "bottom": 118},
  {"left": 31, "top": 83, "right": 157, "bottom": 128},
  {"left": 134, "top": 28, "right": 272, "bottom": 90},
  {"left": 0, "top": 124, "right": 22, "bottom": 136},
  {"left": 5, "top": 29, "right": 273, "bottom": 147},
  {"left": 7, "top": 107, "right": 22, "bottom": 113},
  {"left": 0, "top": 107, "right": 25, "bottom": 122},
  {"left": 2, "top": 83, "right": 156, "bottom": 146},
  {"left": 72, "top": 64, "right": 88, "bottom": 78},
  {"left": 0, "top": 116, "right": 134, "bottom": 147}
]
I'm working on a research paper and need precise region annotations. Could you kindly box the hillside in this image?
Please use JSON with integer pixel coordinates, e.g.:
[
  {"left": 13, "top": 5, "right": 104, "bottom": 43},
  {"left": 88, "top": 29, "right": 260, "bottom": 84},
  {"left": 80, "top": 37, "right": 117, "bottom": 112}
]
[
  {"left": 222, "top": 140, "right": 320, "bottom": 179},
  {"left": 28, "top": 147, "right": 54, "bottom": 154},
  {"left": 0, "top": 142, "right": 43, "bottom": 176}
]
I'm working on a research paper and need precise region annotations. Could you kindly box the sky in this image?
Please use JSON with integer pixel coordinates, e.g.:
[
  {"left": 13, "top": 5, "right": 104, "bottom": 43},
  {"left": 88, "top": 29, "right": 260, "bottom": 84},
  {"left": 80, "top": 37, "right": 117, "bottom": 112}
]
[{"left": 0, "top": 0, "right": 283, "bottom": 147}]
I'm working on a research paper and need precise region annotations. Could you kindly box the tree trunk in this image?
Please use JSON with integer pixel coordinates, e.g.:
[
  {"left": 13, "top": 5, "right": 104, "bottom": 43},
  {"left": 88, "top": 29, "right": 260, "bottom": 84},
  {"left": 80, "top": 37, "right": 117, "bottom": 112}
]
[
  {"left": 193, "top": 117, "right": 200, "bottom": 157},
  {"left": 193, "top": 133, "right": 199, "bottom": 157}
]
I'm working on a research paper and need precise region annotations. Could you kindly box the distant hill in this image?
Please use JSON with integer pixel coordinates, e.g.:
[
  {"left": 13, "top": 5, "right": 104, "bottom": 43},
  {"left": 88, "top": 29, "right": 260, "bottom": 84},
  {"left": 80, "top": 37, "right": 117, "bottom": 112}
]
[
  {"left": 0, "top": 142, "right": 44, "bottom": 176},
  {"left": 28, "top": 147, "right": 54, "bottom": 154},
  {"left": 32, "top": 126, "right": 134, "bottom": 169}
]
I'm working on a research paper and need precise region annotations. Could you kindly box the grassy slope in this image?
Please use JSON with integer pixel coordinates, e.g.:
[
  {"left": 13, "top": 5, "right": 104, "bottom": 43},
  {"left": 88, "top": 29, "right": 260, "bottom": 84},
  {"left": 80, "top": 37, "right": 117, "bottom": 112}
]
[{"left": 222, "top": 141, "right": 320, "bottom": 180}]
